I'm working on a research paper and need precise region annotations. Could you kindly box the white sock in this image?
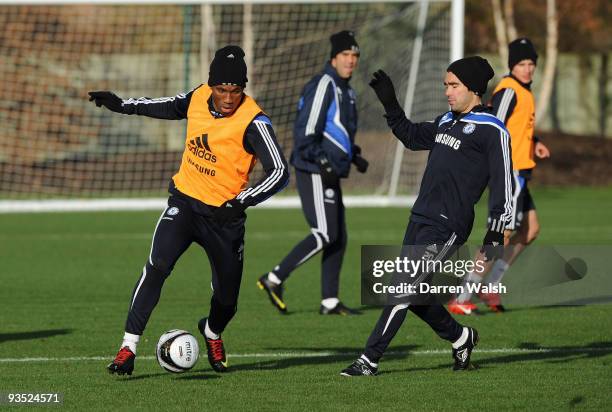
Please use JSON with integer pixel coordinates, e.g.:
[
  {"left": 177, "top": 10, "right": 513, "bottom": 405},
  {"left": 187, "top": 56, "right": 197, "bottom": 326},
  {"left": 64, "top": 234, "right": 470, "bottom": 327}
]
[
  {"left": 121, "top": 332, "right": 140, "bottom": 354},
  {"left": 360, "top": 354, "right": 378, "bottom": 368},
  {"left": 452, "top": 327, "right": 469, "bottom": 349},
  {"left": 457, "top": 272, "right": 483, "bottom": 303},
  {"left": 486, "top": 259, "right": 509, "bottom": 286},
  {"left": 204, "top": 320, "right": 220, "bottom": 340},
  {"left": 321, "top": 297, "right": 340, "bottom": 309},
  {"left": 267, "top": 272, "right": 282, "bottom": 285}
]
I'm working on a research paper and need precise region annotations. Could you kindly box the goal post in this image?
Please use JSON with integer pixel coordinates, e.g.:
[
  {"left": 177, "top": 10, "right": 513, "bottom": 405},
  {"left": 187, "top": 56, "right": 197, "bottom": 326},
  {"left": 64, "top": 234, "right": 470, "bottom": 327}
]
[{"left": 0, "top": 0, "right": 463, "bottom": 213}]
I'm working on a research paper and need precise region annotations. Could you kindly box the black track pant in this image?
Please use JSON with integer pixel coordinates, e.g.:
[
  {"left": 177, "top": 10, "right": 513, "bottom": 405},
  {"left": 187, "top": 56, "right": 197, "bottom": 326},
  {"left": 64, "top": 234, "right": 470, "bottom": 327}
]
[
  {"left": 125, "top": 193, "right": 245, "bottom": 336},
  {"left": 272, "top": 168, "right": 347, "bottom": 299},
  {"left": 364, "top": 220, "right": 465, "bottom": 363}
]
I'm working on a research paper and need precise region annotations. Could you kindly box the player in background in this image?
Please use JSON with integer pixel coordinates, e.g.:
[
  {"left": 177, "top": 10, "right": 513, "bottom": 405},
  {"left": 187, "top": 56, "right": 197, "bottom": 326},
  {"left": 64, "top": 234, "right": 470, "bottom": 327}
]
[
  {"left": 257, "top": 30, "right": 368, "bottom": 315},
  {"left": 341, "top": 56, "right": 514, "bottom": 376},
  {"left": 449, "top": 38, "right": 551, "bottom": 315},
  {"left": 89, "top": 45, "right": 289, "bottom": 375}
]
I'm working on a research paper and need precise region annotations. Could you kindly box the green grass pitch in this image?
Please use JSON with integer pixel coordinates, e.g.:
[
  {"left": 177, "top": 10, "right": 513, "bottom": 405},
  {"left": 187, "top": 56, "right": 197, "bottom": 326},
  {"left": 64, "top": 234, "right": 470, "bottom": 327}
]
[{"left": 1, "top": 187, "right": 611, "bottom": 410}]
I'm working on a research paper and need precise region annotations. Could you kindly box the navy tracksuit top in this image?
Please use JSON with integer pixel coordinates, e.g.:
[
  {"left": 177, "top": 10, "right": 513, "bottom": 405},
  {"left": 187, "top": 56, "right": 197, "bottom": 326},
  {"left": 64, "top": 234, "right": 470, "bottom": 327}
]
[
  {"left": 385, "top": 105, "right": 515, "bottom": 241},
  {"left": 290, "top": 62, "right": 358, "bottom": 178}
]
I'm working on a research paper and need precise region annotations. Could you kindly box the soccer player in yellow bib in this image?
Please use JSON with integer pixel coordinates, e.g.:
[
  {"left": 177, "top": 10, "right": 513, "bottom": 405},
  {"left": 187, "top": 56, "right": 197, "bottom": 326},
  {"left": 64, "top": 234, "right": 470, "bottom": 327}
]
[
  {"left": 449, "top": 38, "right": 551, "bottom": 315},
  {"left": 89, "top": 45, "right": 289, "bottom": 375}
]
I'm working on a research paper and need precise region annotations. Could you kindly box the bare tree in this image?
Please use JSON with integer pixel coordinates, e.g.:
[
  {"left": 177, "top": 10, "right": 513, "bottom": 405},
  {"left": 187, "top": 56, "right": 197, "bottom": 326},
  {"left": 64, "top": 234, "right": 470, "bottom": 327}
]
[
  {"left": 491, "top": 0, "right": 518, "bottom": 64},
  {"left": 535, "top": 0, "right": 558, "bottom": 121},
  {"left": 491, "top": 0, "right": 508, "bottom": 64},
  {"left": 503, "top": 0, "right": 517, "bottom": 40},
  {"left": 490, "top": 0, "right": 558, "bottom": 124}
]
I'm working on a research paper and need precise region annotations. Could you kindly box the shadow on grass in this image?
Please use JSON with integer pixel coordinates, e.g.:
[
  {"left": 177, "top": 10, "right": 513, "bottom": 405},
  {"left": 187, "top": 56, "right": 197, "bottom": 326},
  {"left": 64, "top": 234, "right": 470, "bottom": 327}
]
[
  {"left": 229, "top": 344, "right": 420, "bottom": 373},
  {"left": 111, "top": 373, "right": 166, "bottom": 382},
  {"left": 0, "top": 328, "right": 72, "bottom": 343},
  {"left": 385, "top": 341, "right": 612, "bottom": 374},
  {"left": 569, "top": 396, "right": 585, "bottom": 408},
  {"left": 468, "top": 304, "right": 600, "bottom": 317},
  {"left": 277, "top": 305, "right": 382, "bottom": 316},
  {"left": 122, "top": 370, "right": 221, "bottom": 382},
  {"left": 176, "top": 371, "right": 222, "bottom": 381}
]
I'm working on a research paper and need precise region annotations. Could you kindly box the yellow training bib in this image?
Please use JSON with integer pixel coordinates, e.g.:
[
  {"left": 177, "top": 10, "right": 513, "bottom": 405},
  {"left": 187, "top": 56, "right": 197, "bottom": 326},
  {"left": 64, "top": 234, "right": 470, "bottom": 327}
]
[
  {"left": 493, "top": 76, "right": 536, "bottom": 170},
  {"left": 172, "top": 85, "right": 263, "bottom": 206}
]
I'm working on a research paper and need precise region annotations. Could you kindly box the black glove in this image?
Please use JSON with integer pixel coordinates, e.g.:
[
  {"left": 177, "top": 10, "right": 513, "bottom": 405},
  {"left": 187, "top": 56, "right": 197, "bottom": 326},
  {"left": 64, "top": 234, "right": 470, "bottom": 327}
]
[
  {"left": 351, "top": 145, "right": 369, "bottom": 173},
  {"left": 480, "top": 229, "right": 505, "bottom": 262},
  {"left": 214, "top": 198, "right": 246, "bottom": 225},
  {"left": 318, "top": 157, "right": 339, "bottom": 188},
  {"left": 368, "top": 70, "right": 402, "bottom": 113},
  {"left": 88, "top": 91, "right": 125, "bottom": 113},
  {"left": 352, "top": 155, "right": 369, "bottom": 173}
]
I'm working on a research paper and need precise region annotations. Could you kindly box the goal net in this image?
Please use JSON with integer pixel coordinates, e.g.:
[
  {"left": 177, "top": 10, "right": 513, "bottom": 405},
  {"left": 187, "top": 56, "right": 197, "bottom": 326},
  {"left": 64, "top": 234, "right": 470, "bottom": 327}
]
[{"left": 0, "top": 0, "right": 456, "bottom": 212}]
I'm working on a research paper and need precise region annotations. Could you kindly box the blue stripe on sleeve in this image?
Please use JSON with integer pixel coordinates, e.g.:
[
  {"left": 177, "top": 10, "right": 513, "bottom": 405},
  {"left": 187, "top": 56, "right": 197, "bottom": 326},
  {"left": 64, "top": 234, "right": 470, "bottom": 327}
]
[
  {"left": 254, "top": 114, "right": 272, "bottom": 126},
  {"left": 323, "top": 98, "right": 351, "bottom": 155}
]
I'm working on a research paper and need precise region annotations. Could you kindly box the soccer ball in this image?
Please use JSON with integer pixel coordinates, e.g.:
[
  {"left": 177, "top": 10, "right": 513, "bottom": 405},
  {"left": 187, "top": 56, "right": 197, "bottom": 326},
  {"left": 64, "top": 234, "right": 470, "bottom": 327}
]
[{"left": 156, "top": 329, "right": 199, "bottom": 373}]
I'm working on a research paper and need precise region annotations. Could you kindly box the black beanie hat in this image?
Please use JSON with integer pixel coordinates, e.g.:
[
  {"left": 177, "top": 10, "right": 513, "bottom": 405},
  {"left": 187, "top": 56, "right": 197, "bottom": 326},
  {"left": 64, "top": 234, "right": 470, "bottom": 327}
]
[
  {"left": 330, "top": 30, "right": 360, "bottom": 59},
  {"left": 447, "top": 56, "right": 495, "bottom": 96},
  {"left": 508, "top": 37, "right": 538, "bottom": 70},
  {"left": 208, "top": 45, "right": 248, "bottom": 88}
]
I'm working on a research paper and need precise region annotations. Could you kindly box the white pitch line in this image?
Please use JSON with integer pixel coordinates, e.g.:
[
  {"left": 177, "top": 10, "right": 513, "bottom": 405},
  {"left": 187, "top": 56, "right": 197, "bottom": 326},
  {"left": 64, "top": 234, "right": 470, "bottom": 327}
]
[{"left": 0, "top": 347, "right": 609, "bottom": 363}]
